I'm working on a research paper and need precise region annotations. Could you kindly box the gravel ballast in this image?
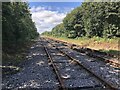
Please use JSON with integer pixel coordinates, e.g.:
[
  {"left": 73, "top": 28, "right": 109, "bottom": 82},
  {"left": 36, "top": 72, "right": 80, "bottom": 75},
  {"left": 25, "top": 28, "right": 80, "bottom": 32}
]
[
  {"left": 2, "top": 41, "right": 58, "bottom": 89},
  {"left": 45, "top": 38, "right": 120, "bottom": 89},
  {"left": 44, "top": 42, "right": 106, "bottom": 89}
]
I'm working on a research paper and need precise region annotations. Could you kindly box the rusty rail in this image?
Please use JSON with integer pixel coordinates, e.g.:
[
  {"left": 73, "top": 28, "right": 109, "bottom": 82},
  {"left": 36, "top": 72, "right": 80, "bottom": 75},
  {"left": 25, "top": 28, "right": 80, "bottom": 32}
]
[
  {"left": 58, "top": 48, "right": 118, "bottom": 90},
  {"left": 41, "top": 38, "right": 118, "bottom": 90},
  {"left": 48, "top": 44, "right": 118, "bottom": 90},
  {"left": 43, "top": 37, "right": 119, "bottom": 67},
  {"left": 43, "top": 44, "right": 66, "bottom": 90}
]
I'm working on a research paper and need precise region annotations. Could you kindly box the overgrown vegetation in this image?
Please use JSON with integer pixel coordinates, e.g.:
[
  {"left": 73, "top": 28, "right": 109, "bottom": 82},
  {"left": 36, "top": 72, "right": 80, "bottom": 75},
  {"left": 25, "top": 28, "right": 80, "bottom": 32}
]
[
  {"left": 2, "top": 2, "right": 39, "bottom": 66},
  {"left": 43, "top": 36, "right": 119, "bottom": 51},
  {"left": 42, "top": 2, "right": 120, "bottom": 38}
]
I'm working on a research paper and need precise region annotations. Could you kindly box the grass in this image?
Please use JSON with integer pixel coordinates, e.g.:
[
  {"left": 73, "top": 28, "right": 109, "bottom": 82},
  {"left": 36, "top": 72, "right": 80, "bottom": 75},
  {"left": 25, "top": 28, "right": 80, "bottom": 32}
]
[
  {"left": 2, "top": 40, "right": 35, "bottom": 76},
  {"left": 42, "top": 35, "right": 119, "bottom": 57},
  {"left": 2, "top": 52, "right": 25, "bottom": 76},
  {"left": 2, "top": 52, "right": 26, "bottom": 66}
]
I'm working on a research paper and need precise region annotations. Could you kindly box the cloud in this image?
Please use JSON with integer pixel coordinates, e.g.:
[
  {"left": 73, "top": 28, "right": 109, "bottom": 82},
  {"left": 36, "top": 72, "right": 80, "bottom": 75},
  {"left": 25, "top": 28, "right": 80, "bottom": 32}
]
[{"left": 30, "top": 6, "right": 67, "bottom": 34}]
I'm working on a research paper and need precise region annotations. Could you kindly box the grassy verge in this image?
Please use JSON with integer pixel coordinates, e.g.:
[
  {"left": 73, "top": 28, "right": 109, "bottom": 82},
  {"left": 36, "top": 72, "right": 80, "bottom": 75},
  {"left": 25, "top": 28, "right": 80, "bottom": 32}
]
[
  {"left": 2, "top": 40, "right": 35, "bottom": 76},
  {"left": 42, "top": 35, "right": 119, "bottom": 57}
]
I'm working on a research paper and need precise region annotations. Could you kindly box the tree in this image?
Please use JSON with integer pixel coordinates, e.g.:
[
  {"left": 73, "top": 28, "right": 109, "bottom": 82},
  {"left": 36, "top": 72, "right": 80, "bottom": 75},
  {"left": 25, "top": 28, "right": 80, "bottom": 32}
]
[
  {"left": 2, "top": 2, "right": 39, "bottom": 53},
  {"left": 42, "top": 2, "right": 120, "bottom": 38},
  {"left": 63, "top": 6, "right": 85, "bottom": 38}
]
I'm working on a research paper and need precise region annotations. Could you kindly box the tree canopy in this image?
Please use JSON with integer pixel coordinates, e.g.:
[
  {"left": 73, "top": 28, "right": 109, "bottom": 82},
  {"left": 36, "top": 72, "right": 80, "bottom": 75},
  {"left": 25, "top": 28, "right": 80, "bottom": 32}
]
[
  {"left": 42, "top": 2, "right": 120, "bottom": 38},
  {"left": 2, "top": 2, "right": 39, "bottom": 53}
]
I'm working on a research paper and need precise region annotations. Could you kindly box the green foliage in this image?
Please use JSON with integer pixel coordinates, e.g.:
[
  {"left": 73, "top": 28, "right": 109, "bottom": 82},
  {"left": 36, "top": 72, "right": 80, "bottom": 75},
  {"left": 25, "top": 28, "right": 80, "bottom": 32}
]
[
  {"left": 63, "top": 7, "right": 86, "bottom": 38},
  {"left": 42, "top": 23, "right": 69, "bottom": 37},
  {"left": 68, "top": 30, "right": 77, "bottom": 38},
  {"left": 51, "top": 23, "right": 66, "bottom": 37},
  {"left": 42, "top": 31, "right": 52, "bottom": 36},
  {"left": 2, "top": 2, "right": 39, "bottom": 53},
  {"left": 42, "top": 2, "right": 120, "bottom": 39}
]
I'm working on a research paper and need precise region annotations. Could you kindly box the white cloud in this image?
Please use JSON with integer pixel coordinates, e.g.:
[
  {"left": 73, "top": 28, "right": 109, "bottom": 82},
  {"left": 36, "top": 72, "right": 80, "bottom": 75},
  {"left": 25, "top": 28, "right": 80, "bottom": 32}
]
[{"left": 30, "top": 6, "right": 67, "bottom": 34}]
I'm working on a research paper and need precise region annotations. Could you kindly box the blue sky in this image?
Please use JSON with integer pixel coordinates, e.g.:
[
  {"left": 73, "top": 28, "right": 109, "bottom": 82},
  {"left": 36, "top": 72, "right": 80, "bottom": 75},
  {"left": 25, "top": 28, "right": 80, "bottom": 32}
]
[
  {"left": 29, "top": 2, "right": 81, "bottom": 13},
  {"left": 29, "top": 2, "right": 82, "bottom": 33}
]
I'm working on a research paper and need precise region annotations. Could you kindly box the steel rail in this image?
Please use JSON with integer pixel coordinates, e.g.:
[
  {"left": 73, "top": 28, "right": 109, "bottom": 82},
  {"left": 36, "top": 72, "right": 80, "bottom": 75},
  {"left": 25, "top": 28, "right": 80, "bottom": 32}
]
[
  {"left": 43, "top": 37, "right": 120, "bottom": 67},
  {"left": 42, "top": 44, "right": 66, "bottom": 90},
  {"left": 48, "top": 43, "right": 118, "bottom": 90}
]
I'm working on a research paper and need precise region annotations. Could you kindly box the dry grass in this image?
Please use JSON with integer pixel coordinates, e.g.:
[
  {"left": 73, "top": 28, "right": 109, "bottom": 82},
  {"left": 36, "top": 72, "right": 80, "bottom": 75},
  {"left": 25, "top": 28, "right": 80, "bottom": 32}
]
[{"left": 42, "top": 36, "right": 119, "bottom": 51}]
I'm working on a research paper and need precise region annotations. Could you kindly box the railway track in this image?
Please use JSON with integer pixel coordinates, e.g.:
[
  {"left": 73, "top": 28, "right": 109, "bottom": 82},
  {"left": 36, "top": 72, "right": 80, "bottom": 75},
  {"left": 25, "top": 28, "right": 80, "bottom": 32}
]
[
  {"left": 44, "top": 37, "right": 120, "bottom": 67},
  {"left": 43, "top": 45, "right": 66, "bottom": 90},
  {"left": 41, "top": 38, "right": 118, "bottom": 90}
]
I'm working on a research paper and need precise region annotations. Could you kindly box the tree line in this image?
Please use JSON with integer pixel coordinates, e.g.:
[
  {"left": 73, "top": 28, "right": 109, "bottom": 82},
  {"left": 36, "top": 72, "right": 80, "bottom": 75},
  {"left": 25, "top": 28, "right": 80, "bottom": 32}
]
[
  {"left": 42, "top": 2, "right": 120, "bottom": 38},
  {"left": 2, "top": 2, "right": 39, "bottom": 53}
]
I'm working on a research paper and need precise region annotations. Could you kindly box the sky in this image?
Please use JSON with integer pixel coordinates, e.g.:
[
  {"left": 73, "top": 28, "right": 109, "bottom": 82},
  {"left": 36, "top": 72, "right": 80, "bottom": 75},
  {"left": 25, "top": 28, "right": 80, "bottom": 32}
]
[{"left": 29, "top": 2, "right": 82, "bottom": 34}]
